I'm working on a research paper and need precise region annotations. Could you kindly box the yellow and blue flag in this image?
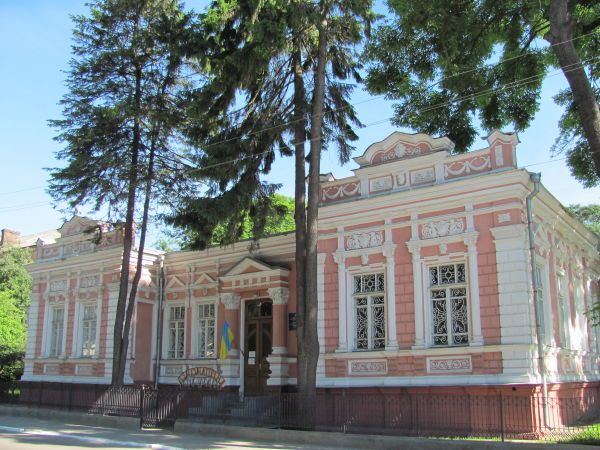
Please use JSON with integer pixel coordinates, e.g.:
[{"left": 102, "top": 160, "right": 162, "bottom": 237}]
[{"left": 219, "top": 320, "right": 235, "bottom": 359}]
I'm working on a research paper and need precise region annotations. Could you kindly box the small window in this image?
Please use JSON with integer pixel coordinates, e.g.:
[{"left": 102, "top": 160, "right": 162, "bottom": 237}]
[
  {"left": 168, "top": 306, "right": 185, "bottom": 359},
  {"left": 353, "top": 273, "right": 385, "bottom": 350},
  {"left": 81, "top": 305, "right": 97, "bottom": 357},
  {"left": 429, "top": 263, "right": 468, "bottom": 346},
  {"left": 197, "top": 303, "right": 216, "bottom": 358}
]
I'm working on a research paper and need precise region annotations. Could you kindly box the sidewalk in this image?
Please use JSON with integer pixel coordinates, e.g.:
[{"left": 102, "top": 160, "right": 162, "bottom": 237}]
[
  {"left": 0, "top": 415, "right": 330, "bottom": 450},
  {"left": 0, "top": 406, "right": 593, "bottom": 450}
]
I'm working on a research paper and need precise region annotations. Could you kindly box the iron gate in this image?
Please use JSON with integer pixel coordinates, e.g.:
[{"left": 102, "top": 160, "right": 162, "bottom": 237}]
[{"left": 140, "top": 387, "right": 179, "bottom": 429}]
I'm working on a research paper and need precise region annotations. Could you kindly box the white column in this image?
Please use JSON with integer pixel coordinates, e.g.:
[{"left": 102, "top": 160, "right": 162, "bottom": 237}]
[
  {"left": 71, "top": 272, "right": 82, "bottom": 358},
  {"left": 383, "top": 227, "right": 399, "bottom": 350},
  {"left": 334, "top": 251, "right": 347, "bottom": 352},
  {"left": 464, "top": 234, "right": 483, "bottom": 346},
  {"left": 407, "top": 241, "right": 425, "bottom": 348}
]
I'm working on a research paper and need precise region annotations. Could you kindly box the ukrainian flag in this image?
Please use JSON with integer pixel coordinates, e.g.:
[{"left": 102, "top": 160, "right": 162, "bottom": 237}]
[{"left": 219, "top": 320, "right": 235, "bottom": 359}]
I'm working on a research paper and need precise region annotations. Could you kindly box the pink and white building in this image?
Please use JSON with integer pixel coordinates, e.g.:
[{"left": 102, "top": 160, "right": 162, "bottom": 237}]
[{"left": 22, "top": 131, "right": 600, "bottom": 401}]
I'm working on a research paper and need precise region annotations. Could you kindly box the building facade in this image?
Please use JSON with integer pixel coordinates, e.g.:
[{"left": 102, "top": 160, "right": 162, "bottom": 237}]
[{"left": 22, "top": 131, "right": 600, "bottom": 401}]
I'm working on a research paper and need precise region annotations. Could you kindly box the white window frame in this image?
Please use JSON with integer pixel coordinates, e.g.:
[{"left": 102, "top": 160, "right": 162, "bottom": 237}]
[
  {"left": 427, "top": 261, "right": 469, "bottom": 347},
  {"left": 535, "top": 261, "right": 554, "bottom": 346},
  {"left": 47, "top": 306, "right": 65, "bottom": 358},
  {"left": 351, "top": 272, "right": 386, "bottom": 351},
  {"left": 192, "top": 300, "right": 217, "bottom": 359},
  {"left": 556, "top": 271, "right": 571, "bottom": 349},
  {"left": 164, "top": 304, "right": 186, "bottom": 359},
  {"left": 80, "top": 304, "right": 98, "bottom": 357}
]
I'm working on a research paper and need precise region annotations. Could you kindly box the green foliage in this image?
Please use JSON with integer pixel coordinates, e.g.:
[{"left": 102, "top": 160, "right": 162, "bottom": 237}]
[
  {"left": 0, "top": 292, "right": 26, "bottom": 382},
  {"left": 167, "top": 0, "right": 373, "bottom": 249},
  {"left": 48, "top": 0, "right": 197, "bottom": 220},
  {"left": 567, "top": 203, "right": 600, "bottom": 234},
  {"left": 365, "top": 0, "right": 600, "bottom": 172},
  {"left": 0, "top": 247, "right": 32, "bottom": 311}
]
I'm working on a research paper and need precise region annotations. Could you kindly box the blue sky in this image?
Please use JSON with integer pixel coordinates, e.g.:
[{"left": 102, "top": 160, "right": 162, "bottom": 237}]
[{"left": 1, "top": 0, "right": 599, "bottom": 240}]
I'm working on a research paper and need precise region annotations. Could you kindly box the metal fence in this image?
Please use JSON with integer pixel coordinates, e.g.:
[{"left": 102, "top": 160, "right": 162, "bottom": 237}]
[{"left": 1, "top": 381, "right": 599, "bottom": 443}]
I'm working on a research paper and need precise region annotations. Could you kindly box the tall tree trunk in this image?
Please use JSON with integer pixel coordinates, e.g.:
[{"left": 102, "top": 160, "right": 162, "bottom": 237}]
[
  {"left": 111, "top": 62, "right": 142, "bottom": 386},
  {"left": 118, "top": 138, "right": 156, "bottom": 384},
  {"left": 292, "top": 44, "right": 308, "bottom": 401},
  {"left": 546, "top": 0, "right": 600, "bottom": 178},
  {"left": 300, "top": 1, "right": 328, "bottom": 426}
]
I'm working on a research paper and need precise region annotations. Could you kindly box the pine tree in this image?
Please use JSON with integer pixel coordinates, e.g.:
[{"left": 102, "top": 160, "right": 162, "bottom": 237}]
[{"left": 49, "top": 0, "right": 197, "bottom": 386}]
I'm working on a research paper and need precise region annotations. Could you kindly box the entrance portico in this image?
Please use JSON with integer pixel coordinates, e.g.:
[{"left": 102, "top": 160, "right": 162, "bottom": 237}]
[{"left": 219, "top": 257, "right": 295, "bottom": 395}]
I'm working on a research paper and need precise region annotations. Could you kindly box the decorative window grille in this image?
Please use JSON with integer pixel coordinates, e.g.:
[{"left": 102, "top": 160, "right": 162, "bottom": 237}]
[
  {"left": 353, "top": 273, "right": 385, "bottom": 350},
  {"left": 49, "top": 307, "right": 64, "bottom": 357},
  {"left": 168, "top": 306, "right": 185, "bottom": 359},
  {"left": 81, "top": 305, "right": 97, "bottom": 357},
  {"left": 429, "top": 263, "right": 468, "bottom": 346},
  {"left": 197, "top": 303, "right": 216, "bottom": 358}
]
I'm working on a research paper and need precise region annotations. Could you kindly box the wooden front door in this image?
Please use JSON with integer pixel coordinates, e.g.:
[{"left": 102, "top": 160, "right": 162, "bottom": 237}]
[{"left": 244, "top": 299, "right": 273, "bottom": 394}]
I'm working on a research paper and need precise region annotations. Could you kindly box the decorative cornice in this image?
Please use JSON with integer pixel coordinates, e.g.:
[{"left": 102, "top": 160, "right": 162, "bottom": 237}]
[
  {"left": 220, "top": 292, "right": 241, "bottom": 310},
  {"left": 268, "top": 287, "right": 290, "bottom": 306}
]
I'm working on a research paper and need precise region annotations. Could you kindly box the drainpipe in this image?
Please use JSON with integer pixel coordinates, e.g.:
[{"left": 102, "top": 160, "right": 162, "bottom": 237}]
[
  {"left": 154, "top": 255, "right": 165, "bottom": 389},
  {"left": 526, "top": 172, "right": 548, "bottom": 425}
]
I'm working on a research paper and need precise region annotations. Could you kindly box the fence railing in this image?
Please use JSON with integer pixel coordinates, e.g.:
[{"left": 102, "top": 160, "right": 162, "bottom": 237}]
[{"left": 1, "top": 381, "right": 599, "bottom": 443}]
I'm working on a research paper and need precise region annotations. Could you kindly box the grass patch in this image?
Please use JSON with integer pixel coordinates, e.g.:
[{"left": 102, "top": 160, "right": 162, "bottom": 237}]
[{"left": 559, "top": 423, "right": 600, "bottom": 446}]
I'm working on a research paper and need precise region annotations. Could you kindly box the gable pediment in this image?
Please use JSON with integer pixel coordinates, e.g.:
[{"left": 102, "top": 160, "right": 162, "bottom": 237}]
[
  {"left": 58, "top": 215, "right": 101, "bottom": 238},
  {"left": 222, "top": 257, "right": 279, "bottom": 277},
  {"left": 193, "top": 272, "right": 217, "bottom": 286},
  {"left": 353, "top": 132, "right": 454, "bottom": 168},
  {"left": 166, "top": 275, "right": 186, "bottom": 288}
]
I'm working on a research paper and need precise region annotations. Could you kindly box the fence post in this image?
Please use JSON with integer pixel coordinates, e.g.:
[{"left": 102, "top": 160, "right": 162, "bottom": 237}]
[
  {"left": 499, "top": 393, "right": 504, "bottom": 442},
  {"left": 139, "top": 386, "right": 145, "bottom": 429}
]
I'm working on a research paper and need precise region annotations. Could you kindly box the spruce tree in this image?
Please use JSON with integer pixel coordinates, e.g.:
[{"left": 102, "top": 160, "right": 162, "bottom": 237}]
[{"left": 49, "top": 0, "right": 197, "bottom": 386}]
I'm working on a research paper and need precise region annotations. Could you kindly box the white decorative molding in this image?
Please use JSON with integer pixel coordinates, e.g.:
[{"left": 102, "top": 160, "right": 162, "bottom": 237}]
[
  {"left": 395, "top": 171, "right": 407, "bottom": 187},
  {"left": 369, "top": 176, "right": 393, "bottom": 193},
  {"left": 444, "top": 155, "right": 491, "bottom": 177},
  {"left": 322, "top": 181, "right": 361, "bottom": 201},
  {"left": 76, "top": 364, "right": 93, "bottom": 376},
  {"left": 360, "top": 254, "right": 369, "bottom": 266},
  {"left": 497, "top": 213, "right": 511, "bottom": 223},
  {"left": 345, "top": 231, "right": 384, "bottom": 250},
  {"left": 80, "top": 275, "right": 98, "bottom": 289},
  {"left": 49, "top": 280, "right": 67, "bottom": 292},
  {"left": 348, "top": 359, "right": 388, "bottom": 375},
  {"left": 380, "top": 143, "right": 423, "bottom": 163},
  {"left": 427, "top": 356, "right": 472, "bottom": 373},
  {"left": 268, "top": 287, "right": 290, "bottom": 305},
  {"left": 63, "top": 241, "right": 94, "bottom": 258},
  {"left": 495, "top": 145, "right": 504, "bottom": 166},
  {"left": 220, "top": 293, "right": 241, "bottom": 310},
  {"left": 164, "top": 365, "right": 184, "bottom": 376},
  {"left": 44, "top": 364, "right": 60, "bottom": 375},
  {"left": 421, "top": 218, "right": 465, "bottom": 239},
  {"left": 410, "top": 168, "right": 435, "bottom": 185},
  {"left": 439, "top": 243, "right": 448, "bottom": 254}
]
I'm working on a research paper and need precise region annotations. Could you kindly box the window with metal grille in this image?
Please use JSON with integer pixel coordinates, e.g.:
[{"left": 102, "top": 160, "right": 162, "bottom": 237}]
[
  {"left": 429, "top": 263, "right": 468, "bottom": 346},
  {"left": 81, "top": 304, "right": 97, "bottom": 357},
  {"left": 49, "top": 307, "right": 64, "bottom": 357},
  {"left": 197, "top": 303, "right": 215, "bottom": 358},
  {"left": 353, "top": 273, "right": 385, "bottom": 350},
  {"left": 168, "top": 306, "right": 185, "bottom": 359}
]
